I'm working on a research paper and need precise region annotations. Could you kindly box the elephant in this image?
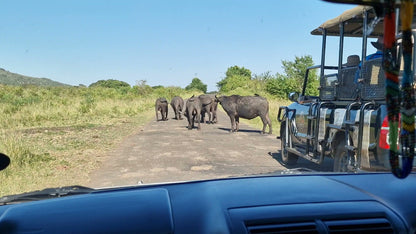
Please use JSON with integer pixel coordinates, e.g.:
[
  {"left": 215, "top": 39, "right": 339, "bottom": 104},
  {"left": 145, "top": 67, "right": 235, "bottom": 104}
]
[
  {"left": 215, "top": 94, "right": 272, "bottom": 134},
  {"left": 155, "top": 97, "right": 168, "bottom": 121},
  {"left": 209, "top": 96, "right": 218, "bottom": 124},
  {"left": 198, "top": 94, "right": 218, "bottom": 124},
  {"left": 184, "top": 95, "right": 201, "bottom": 130},
  {"left": 170, "top": 96, "right": 184, "bottom": 120}
]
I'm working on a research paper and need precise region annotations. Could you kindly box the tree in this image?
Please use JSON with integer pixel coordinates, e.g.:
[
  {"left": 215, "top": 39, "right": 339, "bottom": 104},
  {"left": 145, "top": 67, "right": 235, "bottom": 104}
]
[
  {"left": 251, "top": 71, "right": 275, "bottom": 92},
  {"left": 133, "top": 80, "right": 152, "bottom": 96},
  {"left": 225, "top": 65, "right": 252, "bottom": 78},
  {"left": 89, "top": 79, "right": 131, "bottom": 89},
  {"left": 185, "top": 78, "right": 207, "bottom": 93},
  {"left": 266, "top": 55, "right": 318, "bottom": 98},
  {"left": 217, "top": 65, "right": 252, "bottom": 92}
]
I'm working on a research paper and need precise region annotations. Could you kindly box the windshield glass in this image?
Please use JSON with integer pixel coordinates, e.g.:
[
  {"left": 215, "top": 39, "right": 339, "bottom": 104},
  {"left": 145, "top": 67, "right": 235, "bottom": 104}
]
[{"left": 0, "top": 1, "right": 412, "bottom": 198}]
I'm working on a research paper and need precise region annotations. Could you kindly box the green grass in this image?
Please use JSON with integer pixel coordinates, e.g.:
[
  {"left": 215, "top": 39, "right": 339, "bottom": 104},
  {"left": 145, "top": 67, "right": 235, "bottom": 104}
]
[
  {"left": 0, "top": 85, "right": 195, "bottom": 196},
  {"left": 0, "top": 84, "right": 288, "bottom": 196}
]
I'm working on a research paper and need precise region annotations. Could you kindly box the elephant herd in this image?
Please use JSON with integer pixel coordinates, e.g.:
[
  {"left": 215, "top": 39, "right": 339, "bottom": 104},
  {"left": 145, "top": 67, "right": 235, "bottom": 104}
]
[
  {"left": 155, "top": 94, "right": 218, "bottom": 129},
  {"left": 155, "top": 94, "right": 272, "bottom": 134}
]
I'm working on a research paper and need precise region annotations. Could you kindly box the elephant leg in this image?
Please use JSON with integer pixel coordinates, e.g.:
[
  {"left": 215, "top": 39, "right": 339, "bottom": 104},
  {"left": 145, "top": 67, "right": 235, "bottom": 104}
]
[
  {"left": 229, "top": 116, "right": 236, "bottom": 132},
  {"left": 155, "top": 107, "right": 160, "bottom": 121},
  {"left": 207, "top": 111, "right": 211, "bottom": 124},
  {"left": 186, "top": 112, "right": 192, "bottom": 129},
  {"left": 212, "top": 111, "right": 217, "bottom": 123},
  {"left": 200, "top": 110, "right": 205, "bottom": 123},
  {"left": 266, "top": 114, "right": 272, "bottom": 134},
  {"left": 197, "top": 111, "right": 201, "bottom": 130},
  {"left": 192, "top": 112, "right": 196, "bottom": 128},
  {"left": 235, "top": 116, "right": 240, "bottom": 132},
  {"left": 188, "top": 117, "right": 193, "bottom": 129},
  {"left": 260, "top": 114, "right": 272, "bottom": 134},
  {"left": 260, "top": 117, "right": 267, "bottom": 134}
]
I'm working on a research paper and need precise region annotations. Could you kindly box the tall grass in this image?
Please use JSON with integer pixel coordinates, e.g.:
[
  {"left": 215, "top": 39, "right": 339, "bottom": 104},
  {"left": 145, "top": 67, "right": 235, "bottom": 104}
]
[
  {"left": 0, "top": 85, "right": 196, "bottom": 196},
  {"left": 0, "top": 84, "right": 286, "bottom": 196}
]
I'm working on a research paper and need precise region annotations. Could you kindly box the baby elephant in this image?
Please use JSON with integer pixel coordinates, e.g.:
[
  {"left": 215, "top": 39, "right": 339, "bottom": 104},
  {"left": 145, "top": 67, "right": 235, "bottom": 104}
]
[
  {"left": 155, "top": 97, "right": 168, "bottom": 121},
  {"left": 184, "top": 95, "right": 201, "bottom": 130},
  {"left": 199, "top": 94, "right": 218, "bottom": 124},
  {"left": 170, "top": 96, "right": 184, "bottom": 120}
]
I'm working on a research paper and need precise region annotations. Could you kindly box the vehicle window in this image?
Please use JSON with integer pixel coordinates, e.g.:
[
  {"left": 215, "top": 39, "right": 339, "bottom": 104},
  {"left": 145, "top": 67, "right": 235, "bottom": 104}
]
[{"left": 0, "top": 1, "right": 413, "bottom": 199}]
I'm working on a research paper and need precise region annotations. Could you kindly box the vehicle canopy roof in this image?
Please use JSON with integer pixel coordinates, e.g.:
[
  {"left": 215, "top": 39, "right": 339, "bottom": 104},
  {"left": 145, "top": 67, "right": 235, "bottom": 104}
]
[{"left": 310, "top": 5, "right": 416, "bottom": 38}]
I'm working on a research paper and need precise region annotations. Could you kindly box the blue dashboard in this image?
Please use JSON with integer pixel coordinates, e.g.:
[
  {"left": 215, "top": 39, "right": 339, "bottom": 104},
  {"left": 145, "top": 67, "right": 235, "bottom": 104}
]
[{"left": 0, "top": 173, "right": 414, "bottom": 233}]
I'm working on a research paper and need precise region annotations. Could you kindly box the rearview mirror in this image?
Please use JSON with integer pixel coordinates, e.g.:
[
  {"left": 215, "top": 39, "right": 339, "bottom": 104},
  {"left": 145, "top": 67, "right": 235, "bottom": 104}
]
[{"left": 288, "top": 92, "right": 299, "bottom": 102}]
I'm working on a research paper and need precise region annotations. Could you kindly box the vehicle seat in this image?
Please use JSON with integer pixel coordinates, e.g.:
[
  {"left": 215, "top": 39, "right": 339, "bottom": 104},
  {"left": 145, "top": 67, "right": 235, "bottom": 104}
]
[
  {"left": 337, "top": 66, "right": 359, "bottom": 100},
  {"left": 319, "top": 73, "right": 337, "bottom": 101},
  {"left": 360, "top": 58, "right": 385, "bottom": 101}
]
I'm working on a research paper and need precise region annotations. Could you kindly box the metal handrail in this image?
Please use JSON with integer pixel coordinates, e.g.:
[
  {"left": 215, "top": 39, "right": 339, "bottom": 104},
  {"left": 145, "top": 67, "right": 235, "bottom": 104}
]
[{"left": 301, "top": 65, "right": 338, "bottom": 97}]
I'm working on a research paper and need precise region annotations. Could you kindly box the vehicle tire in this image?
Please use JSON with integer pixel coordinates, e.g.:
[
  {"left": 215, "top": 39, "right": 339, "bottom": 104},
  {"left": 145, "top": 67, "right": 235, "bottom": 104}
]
[
  {"left": 333, "top": 142, "right": 349, "bottom": 172},
  {"left": 280, "top": 122, "right": 298, "bottom": 165}
]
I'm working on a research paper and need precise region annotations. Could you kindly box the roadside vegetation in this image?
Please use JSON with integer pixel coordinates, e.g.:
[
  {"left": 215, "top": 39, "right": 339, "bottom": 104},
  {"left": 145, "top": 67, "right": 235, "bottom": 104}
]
[
  {"left": 0, "top": 55, "right": 315, "bottom": 196},
  {"left": 0, "top": 83, "right": 199, "bottom": 196}
]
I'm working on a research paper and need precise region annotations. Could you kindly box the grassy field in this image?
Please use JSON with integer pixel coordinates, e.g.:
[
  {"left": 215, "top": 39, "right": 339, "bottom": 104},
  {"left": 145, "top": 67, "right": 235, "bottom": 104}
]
[
  {"left": 0, "top": 85, "right": 199, "bottom": 196},
  {"left": 0, "top": 85, "right": 289, "bottom": 197}
]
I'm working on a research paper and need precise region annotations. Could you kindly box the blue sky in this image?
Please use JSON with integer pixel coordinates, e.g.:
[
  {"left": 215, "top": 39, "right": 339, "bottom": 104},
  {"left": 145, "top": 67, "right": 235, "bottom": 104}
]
[{"left": 0, "top": 0, "right": 364, "bottom": 91}]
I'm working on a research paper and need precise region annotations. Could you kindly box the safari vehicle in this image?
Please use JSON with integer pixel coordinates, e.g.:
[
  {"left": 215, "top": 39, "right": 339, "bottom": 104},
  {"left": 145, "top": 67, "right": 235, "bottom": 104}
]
[{"left": 278, "top": 5, "right": 416, "bottom": 172}]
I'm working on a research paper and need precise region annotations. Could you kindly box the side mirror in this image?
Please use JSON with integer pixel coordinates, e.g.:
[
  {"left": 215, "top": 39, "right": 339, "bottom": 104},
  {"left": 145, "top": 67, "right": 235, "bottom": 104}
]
[
  {"left": 288, "top": 92, "right": 299, "bottom": 102},
  {"left": 0, "top": 153, "right": 10, "bottom": 171}
]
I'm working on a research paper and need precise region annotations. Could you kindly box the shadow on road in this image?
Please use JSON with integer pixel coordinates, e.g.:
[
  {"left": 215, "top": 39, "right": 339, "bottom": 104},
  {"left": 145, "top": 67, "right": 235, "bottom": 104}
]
[
  {"left": 268, "top": 152, "right": 290, "bottom": 167},
  {"left": 268, "top": 151, "right": 334, "bottom": 172},
  {"left": 217, "top": 127, "right": 263, "bottom": 134}
]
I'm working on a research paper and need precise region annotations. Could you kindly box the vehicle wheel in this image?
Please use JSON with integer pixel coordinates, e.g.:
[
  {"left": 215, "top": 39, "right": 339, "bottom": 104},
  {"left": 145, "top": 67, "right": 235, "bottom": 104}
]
[
  {"left": 280, "top": 122, "right": 298, "bottom": 165},
  {"left": 333, "top": 142, "right": 349, "bottom": 172}
]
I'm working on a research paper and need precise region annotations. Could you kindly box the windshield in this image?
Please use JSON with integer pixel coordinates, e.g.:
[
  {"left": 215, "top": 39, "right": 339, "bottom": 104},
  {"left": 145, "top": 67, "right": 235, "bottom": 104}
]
[{"left": 0, "top": 1, "right": 412, "bottom": 198}]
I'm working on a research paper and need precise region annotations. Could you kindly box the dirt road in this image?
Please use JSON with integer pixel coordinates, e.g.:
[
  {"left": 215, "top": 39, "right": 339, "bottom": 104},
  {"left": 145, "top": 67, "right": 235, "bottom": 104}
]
[{"left": 88, "top": 108, "right": 331, "bottom": 188}]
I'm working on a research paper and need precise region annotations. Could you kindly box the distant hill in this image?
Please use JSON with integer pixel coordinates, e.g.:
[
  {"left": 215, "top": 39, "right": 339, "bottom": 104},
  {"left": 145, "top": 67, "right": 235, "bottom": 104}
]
[{"left": 0, "top": 68, "right": 70, "bottom": 87}]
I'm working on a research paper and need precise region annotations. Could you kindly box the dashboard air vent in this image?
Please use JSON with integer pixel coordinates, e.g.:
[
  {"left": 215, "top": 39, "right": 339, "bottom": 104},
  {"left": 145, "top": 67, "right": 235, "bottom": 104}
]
[
  {"left": 247, "top": 222, "right": 319, "bottom": 234},
  {"left": 324, "top": 218, "right": 394, "bottom": 234}
]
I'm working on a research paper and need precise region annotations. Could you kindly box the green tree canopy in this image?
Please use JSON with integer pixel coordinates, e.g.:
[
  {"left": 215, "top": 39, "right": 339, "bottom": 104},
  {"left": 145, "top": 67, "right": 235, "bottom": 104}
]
[
  {"left": 225, "top": 65, "right": 252, "bottom": 78},
  {"left": 217, "top": 65, "right": 252, "bottom": 92},
  {"left": 185, "top": 78, "right": 207, "bottom": 93},
  {"left": 89, "top": 79, "right": 131, "bottom": 89},
  {"left": 266, "top": 55, "right": 318, "bottom": 98}
]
